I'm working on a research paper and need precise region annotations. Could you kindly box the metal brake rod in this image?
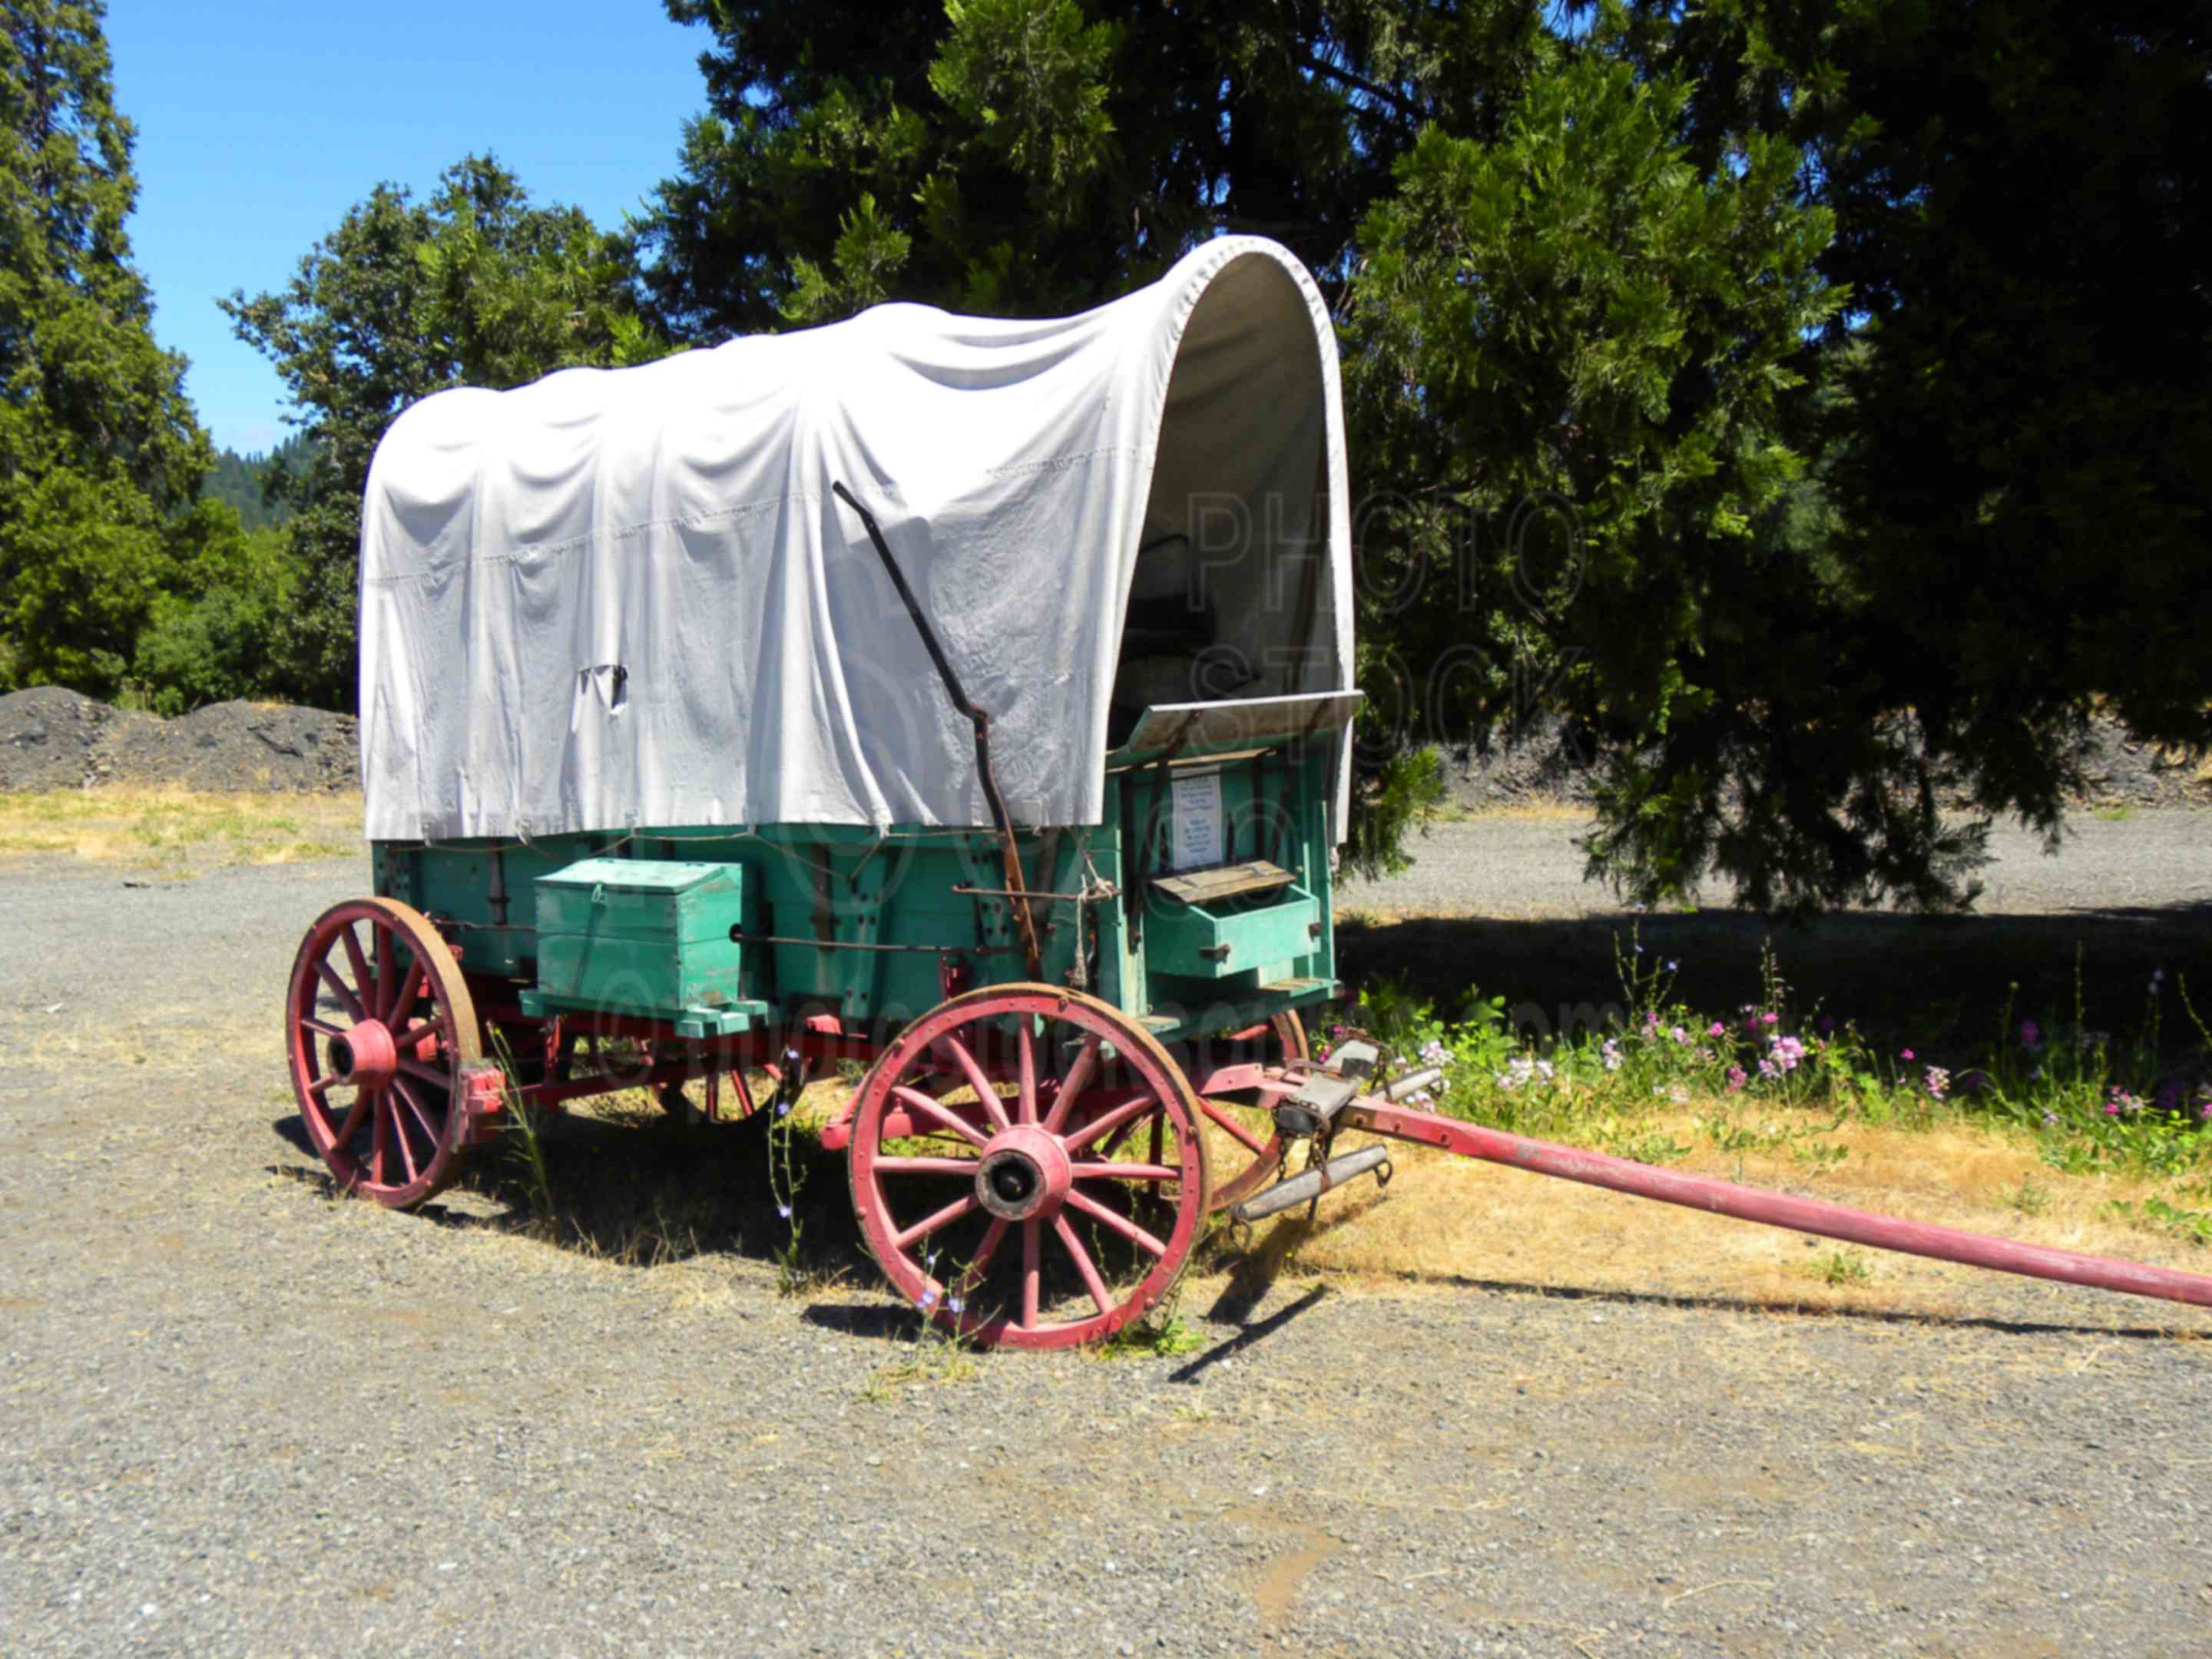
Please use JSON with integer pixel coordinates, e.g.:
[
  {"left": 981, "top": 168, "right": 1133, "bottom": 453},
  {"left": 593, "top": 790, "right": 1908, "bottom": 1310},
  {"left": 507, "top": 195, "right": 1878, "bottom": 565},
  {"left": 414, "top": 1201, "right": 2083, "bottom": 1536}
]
[{"left": 830, "top": 481, "right": 1042, "bottom": 981}]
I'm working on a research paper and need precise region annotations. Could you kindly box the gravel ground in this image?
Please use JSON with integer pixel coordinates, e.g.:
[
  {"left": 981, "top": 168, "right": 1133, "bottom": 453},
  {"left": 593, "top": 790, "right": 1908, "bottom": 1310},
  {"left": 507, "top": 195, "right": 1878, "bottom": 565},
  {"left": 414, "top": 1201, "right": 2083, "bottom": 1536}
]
[{"left": 5, "top": 856, "right": 2212, "bottom": 1658}]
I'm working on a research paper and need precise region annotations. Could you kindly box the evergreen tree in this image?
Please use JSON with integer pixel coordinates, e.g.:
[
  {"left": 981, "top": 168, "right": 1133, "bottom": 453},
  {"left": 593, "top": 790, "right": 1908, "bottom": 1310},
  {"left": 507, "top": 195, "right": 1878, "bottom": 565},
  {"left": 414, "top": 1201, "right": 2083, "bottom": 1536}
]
[
  {"left": 642, "top": 0, "right": 1432, "bottom": 333},
  {"left": 0, "top": 0, "right": 246, "bottom": 694},
  {"left": 204, "top": 435, "right": 311, "bottom": 534},
  {"left": 1570, "top": 0, "right": 2212, "bottom": 908}
]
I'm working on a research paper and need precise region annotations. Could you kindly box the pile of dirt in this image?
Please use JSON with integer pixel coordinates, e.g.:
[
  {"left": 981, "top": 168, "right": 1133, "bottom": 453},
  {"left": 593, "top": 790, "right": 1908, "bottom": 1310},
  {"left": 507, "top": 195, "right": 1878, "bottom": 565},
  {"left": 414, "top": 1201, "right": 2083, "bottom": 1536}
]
[
  {"left": 0, "top": 687, "right": 358, "bottom": 794},
  {"left": 2065, "top": 718, "right": 2210, "bottom": 810}
]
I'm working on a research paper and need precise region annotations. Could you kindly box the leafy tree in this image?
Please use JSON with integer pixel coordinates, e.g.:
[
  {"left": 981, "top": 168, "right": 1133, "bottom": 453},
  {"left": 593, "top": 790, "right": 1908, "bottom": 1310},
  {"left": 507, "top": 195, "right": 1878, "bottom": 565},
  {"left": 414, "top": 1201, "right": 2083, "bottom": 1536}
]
[
  {"left": 0, "top": 0, "right": 247, "bottom": 694},
  {"left": 129, "top": 523, "right": 303, "bottom": 714},
  {"left": 222, "top": 154, "right": 667, "bottom": 707}
]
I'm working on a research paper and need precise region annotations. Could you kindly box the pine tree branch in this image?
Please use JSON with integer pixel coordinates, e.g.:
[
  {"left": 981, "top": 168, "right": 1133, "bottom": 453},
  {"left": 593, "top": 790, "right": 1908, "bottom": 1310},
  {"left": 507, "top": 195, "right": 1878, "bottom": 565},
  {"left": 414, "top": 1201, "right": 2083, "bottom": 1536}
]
[{"left": 1300, "top": 53, "right": 1423, "bottom": 122}]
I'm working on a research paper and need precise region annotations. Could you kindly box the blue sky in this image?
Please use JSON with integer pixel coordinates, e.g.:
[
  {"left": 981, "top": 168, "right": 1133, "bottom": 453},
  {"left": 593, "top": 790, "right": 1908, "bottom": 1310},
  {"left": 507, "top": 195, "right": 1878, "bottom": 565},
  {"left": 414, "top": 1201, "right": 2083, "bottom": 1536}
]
[{"left": 107, "top": 1, "right": 711, "bottom": 454}]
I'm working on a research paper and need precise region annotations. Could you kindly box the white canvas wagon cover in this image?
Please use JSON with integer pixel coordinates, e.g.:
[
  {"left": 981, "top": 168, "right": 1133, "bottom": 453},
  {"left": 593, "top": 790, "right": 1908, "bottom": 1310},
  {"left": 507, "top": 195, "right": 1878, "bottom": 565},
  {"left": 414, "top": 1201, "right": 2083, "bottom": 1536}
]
[{"left": 359, "top": 236, "right": 1353, "bottom": 842}]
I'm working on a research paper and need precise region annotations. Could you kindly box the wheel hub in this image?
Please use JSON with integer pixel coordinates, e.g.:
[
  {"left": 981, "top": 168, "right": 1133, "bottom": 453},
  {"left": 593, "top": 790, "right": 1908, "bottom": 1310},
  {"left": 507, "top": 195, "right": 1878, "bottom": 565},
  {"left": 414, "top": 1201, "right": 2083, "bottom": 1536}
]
[
  {"left": 974, "top": 1124, "right": 1072, "bottom": 1221},
  {"left": 328, "top": 1018, "right": 399, "bottom": 1091}
]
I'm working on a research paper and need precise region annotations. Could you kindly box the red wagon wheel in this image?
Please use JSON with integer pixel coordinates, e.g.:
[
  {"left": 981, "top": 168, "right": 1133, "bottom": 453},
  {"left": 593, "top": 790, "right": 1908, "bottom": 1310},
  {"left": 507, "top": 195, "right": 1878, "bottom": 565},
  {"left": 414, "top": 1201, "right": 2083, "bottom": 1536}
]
[
  {"left": 1190, "top": 1009, "right": 1310, "bottom": 1214},
  {"left": 285, "top": 897, "right": 482, "bottom": 1209},
  {"left": 847, "top": 984, "right": 1209, "bottom": 1351}
]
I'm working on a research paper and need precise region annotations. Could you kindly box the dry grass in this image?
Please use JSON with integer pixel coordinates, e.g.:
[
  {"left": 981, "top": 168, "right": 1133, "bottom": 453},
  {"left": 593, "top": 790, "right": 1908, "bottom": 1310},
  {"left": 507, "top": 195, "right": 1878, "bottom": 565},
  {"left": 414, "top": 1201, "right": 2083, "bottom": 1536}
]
[
  {"left": 1200, "top": 1101, "right": 2212, "bottom": 1326},
  {"left": 0, "top": 786, "right": 359, "bottom": 867}
]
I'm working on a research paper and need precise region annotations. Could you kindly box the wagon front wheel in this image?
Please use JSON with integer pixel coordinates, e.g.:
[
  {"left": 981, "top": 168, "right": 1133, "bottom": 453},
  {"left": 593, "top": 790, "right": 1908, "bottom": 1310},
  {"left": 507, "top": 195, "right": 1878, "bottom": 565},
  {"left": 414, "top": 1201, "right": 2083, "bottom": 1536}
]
[
  {"left": 285, "top": 897, "right": 484, "bottom": 1209},
  {"left": 1190, "top": 1009, "right": 1310, "bottom": 1214},
  {"left": 848, "top": 985, "right": 1209, "bottom": 1351}
]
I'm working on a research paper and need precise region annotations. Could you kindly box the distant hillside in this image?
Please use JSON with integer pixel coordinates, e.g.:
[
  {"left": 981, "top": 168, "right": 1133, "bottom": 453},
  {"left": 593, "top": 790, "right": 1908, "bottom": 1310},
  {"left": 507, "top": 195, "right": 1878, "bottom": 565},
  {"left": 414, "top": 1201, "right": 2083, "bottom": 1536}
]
[{"left": 205, "top": 434, "right": 315, "bottom": 531}]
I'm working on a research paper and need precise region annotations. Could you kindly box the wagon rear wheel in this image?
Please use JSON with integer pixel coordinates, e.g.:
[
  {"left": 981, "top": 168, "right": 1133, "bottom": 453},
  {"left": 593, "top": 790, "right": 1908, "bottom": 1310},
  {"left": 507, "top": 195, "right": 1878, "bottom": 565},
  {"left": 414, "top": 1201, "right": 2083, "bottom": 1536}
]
[
  {"left": 285, "top": 898, "right": 482, "bottom": 1209},
  {"left": 847, "top": 985, "right": 1209, "bottom": 1351}
]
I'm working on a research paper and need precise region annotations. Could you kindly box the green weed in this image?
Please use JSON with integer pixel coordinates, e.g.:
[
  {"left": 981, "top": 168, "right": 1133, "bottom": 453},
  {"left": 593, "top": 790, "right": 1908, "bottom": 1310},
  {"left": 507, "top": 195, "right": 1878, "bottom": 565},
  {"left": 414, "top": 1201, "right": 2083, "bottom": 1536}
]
[{"left": 1807, "top": 1248, "right": 1874, "bottom": 1286}]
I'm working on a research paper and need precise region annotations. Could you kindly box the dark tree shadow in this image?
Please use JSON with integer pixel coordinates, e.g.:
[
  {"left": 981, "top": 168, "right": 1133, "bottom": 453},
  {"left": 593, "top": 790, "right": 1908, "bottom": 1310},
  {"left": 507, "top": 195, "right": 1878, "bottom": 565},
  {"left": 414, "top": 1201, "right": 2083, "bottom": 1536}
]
[
  {"left": 268, "top": 1101, "right": 874, "bottom": 1283},
  {"left": 1336, "top": 899, "right": 2212, "bottom": 1067}
]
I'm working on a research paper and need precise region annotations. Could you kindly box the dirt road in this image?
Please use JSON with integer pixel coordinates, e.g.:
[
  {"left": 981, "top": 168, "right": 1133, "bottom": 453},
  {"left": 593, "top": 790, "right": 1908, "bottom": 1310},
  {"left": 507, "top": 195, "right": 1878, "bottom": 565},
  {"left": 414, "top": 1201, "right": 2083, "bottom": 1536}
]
[{"left": 5, "top": 856, "right": 2211, "bottom": 1657}]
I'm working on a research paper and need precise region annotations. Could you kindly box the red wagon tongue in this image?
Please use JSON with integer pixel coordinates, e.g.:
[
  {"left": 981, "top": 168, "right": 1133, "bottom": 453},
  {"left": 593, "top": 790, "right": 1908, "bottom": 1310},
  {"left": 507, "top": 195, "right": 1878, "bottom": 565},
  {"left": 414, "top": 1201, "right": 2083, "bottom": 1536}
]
[{"left": 1234, "top": 1048, "right": 2212, "bottom": 1312}]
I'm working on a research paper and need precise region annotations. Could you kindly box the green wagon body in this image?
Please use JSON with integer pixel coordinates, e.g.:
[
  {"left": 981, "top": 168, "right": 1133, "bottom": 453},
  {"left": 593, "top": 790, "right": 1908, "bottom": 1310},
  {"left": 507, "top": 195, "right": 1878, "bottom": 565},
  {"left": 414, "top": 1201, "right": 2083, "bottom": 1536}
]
[{"left": 372, "top": 714, "right": 1344, "bottom": 1050}]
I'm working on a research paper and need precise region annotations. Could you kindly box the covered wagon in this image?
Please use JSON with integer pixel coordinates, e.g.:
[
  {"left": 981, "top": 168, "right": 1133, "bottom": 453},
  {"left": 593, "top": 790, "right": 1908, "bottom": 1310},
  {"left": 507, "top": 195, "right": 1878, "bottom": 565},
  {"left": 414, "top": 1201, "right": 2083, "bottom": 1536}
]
[{"left": 285, "top": 237, "right": 1364, "bottom": 1347}]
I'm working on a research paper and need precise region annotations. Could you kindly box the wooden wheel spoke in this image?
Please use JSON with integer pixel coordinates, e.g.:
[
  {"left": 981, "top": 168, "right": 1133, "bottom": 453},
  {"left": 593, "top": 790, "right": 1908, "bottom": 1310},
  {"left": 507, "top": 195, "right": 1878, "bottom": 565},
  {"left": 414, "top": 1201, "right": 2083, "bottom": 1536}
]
[
  {"left": 384, "top": 1092, "right": 419, "bottom": 1185},
  {"left": 1065, "top": 1187, "right": 1168, "bottom": 1257},
  {"left": 396, "top": 1056, "right": 451, "bottom": 1089},
  {"left": 1061, "top": 1090, "right": 1158, "bottom": 1157},
  {"left": 386, "top": 1013, "right": 448, "bottom": 1056},
  {"left": 373, "top": 924, "right": 396, "bottom": 1017},
  {"left": 1021, "top": 1219, "right": 1041, "bottom": 1330},
  {"left": 1015, "top": 1022, "right": 1038, "bottom": 1126},
  {"left": 368, "top": 1088, "right": 390, "bottom": 1185},
  {"left": 961, "top": 1217, "right": 1011, "bottom": 1287},
  {"left": 1041, "top": 1034, "right": 1101, "bottom": 1134},
  {"left": 1072, "top": 1161, "right": 1181, "bottom": 1184},
  {"left": 339, "top": 925, "right": 374, "bottom": 1008},
  {"left": 1198, "top": 1096, "right": 1271, "bottom": 1156},
  {"left": 1052, "top": 1214, "right": 1116, "bottom": 1318},
  {"left": 1195, "top": 1008, "right": 1304, "bottom": 1217},
  {"left": 382, "top": 957, "right": 426, "bottom": 1025},
  {"left": 329, "top": 1090, "right": 369, "bottom": 1147},
  {"left": 944, "top": 1035, "right": 1012, "bottom": 1132},
  {"left": 393, "top": 1078, "right": 442, "bottom": 1147},
  {"left": 873, "top": 1154, "right": 983, "bottom": 1177},
  {"left": 300, "top": 1016, "right": 349, "bottom": 1041},
  {"left": 893, "top": 1192, "right": 978, "bottom": 1253},
  {"left": 891, "top": 1085, "right": 989, "bottom": 1149},
  {"left": 304, "top": 1071, "right": 341, "bottom": 1097},
  {"left": 316, "top": 961, "right": 365, "bottom": 1023}
]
